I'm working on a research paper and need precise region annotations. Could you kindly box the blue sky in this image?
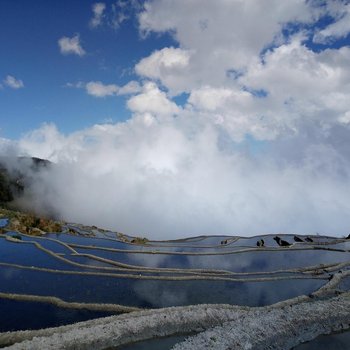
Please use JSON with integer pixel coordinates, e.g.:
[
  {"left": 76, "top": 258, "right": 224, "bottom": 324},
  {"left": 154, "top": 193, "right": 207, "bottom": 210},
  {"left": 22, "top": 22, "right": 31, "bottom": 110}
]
[
  {"left": 1, "top": 0, "right": 350, "bottom": 140},
  {"left": 0, "top": 0, "right": 176, "bottom": 138},
  {"left": 1, "top": 0, "right": 350, "bottom": 237}
]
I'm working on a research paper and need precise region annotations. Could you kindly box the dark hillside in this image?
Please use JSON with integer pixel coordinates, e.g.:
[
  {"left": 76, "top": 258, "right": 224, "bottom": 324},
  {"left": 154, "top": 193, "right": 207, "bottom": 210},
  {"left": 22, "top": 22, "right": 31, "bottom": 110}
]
[{"left": 0, "top": 157, "right": 50, "bottom": 205}]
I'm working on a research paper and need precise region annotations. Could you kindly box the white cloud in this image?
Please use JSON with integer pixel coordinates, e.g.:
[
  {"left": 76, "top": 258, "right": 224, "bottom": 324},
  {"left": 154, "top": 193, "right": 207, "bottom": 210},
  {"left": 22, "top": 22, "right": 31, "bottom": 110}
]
[
  {"left": 3, "top": 112, "right": 350, "bottom": 239},
  {"left": 65, "top": 81, "right": 85, "bottom": 89},
  {"left": 111, "top": 0, "right": 142, "bottom": 29},
  {"left": 241, "top": 40, "right": 350, "bottom": 137},
  {"left": 71, "top": 80, "right": 142, "bottom": 98},
  {"left": 127, "top": 82, "right": 180, "bottom": 116},
  {"left": 117, "top": 80, "right": 142, "bottom": 95},
  {"left": 134, "top": 1, "right": 350, "bottom": 141},
  {"left": 17, "top": 123, "right": 73, "bottom": 162},
  {"left": 86, "top": 81, "right": 119, "bottom": 97},
  {"left": 338, "top": 111, "right": 350, "bottom": 125},
  {"left": 89, "top": 0, "right": 141, "bottom": 30},
  {"left": 58, "top": 34, "right": 86, "bottom": 56},
  {"left": 188, "top": 86, "right": 249, "bottom": 112},
  {"left": 137, "top": 0, "right": 320, "bottom": 93},
  {"left": 313, "top": 2, "right": 350, "bottom": 43},
  {"left": 187, "top": 86, "right": 277, "bottom": 141},
  {"left": 3, "top": 75, "right": 24, "bottom": 89},
  {"left": 135, "top": 47, "right": 191, "bottom": 94},
  {"left": 90, "top": 2, "right": 106, "bottom": 28}
]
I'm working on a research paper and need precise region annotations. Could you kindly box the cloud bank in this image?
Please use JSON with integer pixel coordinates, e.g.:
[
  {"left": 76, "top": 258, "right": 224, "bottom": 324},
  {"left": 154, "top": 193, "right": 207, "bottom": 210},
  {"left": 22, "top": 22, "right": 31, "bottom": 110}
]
[{"left": 2, "top": 0, "right": 350, "bottom": 239}]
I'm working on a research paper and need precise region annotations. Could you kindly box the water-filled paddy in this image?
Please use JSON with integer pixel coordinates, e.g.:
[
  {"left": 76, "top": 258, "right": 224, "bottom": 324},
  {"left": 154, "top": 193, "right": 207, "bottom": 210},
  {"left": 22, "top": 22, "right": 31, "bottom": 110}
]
[
  {"left": 0, "top": 266, "right": 325, "bottom": 308},
  {"left": 72, "top": 246, "right": 349, "bottom": 272},
  {"left": 0, "top": 299, "right": 112, "bottom": 332},
  {"left": 0, "top": 218, "right": 349, "bottom": 336},
  {"left": 0, "top": 218, "right": 9, "bottom": 228},
  {"left": 339, "top": 276, "right": 350, "bottom": 291},
  {"left": 294, "top": 330, "right": 350, "bottom": 350},
  {"left": 0, "top": 238, "right": 77, "bottom": 270}
]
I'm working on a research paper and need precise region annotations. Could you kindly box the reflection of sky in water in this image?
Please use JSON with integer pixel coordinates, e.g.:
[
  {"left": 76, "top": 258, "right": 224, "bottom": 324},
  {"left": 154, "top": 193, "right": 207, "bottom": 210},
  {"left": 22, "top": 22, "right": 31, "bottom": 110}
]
[
  {"left": 0, "top": 268, "right": 138, "bottom": 305},
  {"left": 46, "top": 233, "right": 237, "bottom": 252},
  {"left": 0, "top": 266, "right": 324, "bottom": 308},
  {"left": 132, "top": 279, "right": 324, "bottom": 308},
  {"left": 323, "top": 241, "right": 350, "bottom": 250},
  {"left": 128, "top": 252, "right": 171, "bottom": 269},
  {"left": 0, "top": 238, "right": 78, "bottom": 270},
  {"left": 73, "top": 246, "right": 348, "bottom": 273},
  {"left": 294, "top": 330, "right": 350, "bottom": 350},
  {"left": 0, "top": 230, "right": 348, "bottom": 334},
  {"left": 0, "top": 299, "right": 113, "bottom": 332},
  {"left": 339, "top": 276, "right": 350, "bottom": 292},
  {"left": 67, "top": 255, "right": 120, "bottom": 269},
  {"left": 0, "top": 218, "right": 9, "bottom": 228},
  {"left": 17, "top": 235, "right": 73, "bottom": 254},
  {"left": 47, "top": 233, "right": 129, "bottom": 248},
  {"left": 186, "top": 250, "right": 349, "bottom": 272},
  {"left": 73, "top": 248, "right": 175, "bottom": 269}
]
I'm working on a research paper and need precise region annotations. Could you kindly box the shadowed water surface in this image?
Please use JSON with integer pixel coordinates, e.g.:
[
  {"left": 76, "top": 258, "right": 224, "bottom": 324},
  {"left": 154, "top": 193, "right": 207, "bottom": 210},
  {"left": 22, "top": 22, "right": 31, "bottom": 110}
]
[
  {"left": 294, "top": 330, "right": 350, "bottom": 349},
  {"left": 0, "top": 299, "right": 113, "bottom": 332}
]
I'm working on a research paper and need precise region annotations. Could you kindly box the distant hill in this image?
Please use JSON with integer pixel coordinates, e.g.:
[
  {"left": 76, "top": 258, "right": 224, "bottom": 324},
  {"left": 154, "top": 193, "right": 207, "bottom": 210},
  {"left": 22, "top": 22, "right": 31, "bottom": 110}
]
[
  {"left": 0, "top": 157, "right": 51, "bottom": 205},
  {"left": 0, "top": 167, "right": 14, "bottom": 203}
]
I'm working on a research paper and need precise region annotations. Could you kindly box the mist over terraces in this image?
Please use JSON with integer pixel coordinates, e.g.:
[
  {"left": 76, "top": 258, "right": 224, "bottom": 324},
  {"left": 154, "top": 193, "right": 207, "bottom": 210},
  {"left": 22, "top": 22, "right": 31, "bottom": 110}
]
[{"left": 0, "top": 157, "right": 51, "bottom": 207}]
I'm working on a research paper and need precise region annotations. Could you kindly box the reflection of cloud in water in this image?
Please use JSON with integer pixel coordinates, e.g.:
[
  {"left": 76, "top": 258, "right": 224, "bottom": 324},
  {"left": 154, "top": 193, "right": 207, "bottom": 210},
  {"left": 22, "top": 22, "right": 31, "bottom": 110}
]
[
  {"left": 186, "top": 249, "right": 347, "bottom": 273},
  {"left": 133, "top": 280, "right": 188, "bottom": 308},
  {"left": 86, "top": 246, "right": 350, "bottom": 273},
  {"left": 254, "top": 279, "right": 322, "bottom": 306},
  {"left": 186, "top": 254, "right": 252, "bottom": 272},
  {"left": 0, "top": 267, "right": 21, "bottom": 280},
  {"left": 82, "top": 259, "right": 110, "bottom": 268},
  {"left": 129, "top": 253, "right": 173, "bottom": 269},
  {"left": 132, "top": 278, "right": 324, "bottom": 309}
]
